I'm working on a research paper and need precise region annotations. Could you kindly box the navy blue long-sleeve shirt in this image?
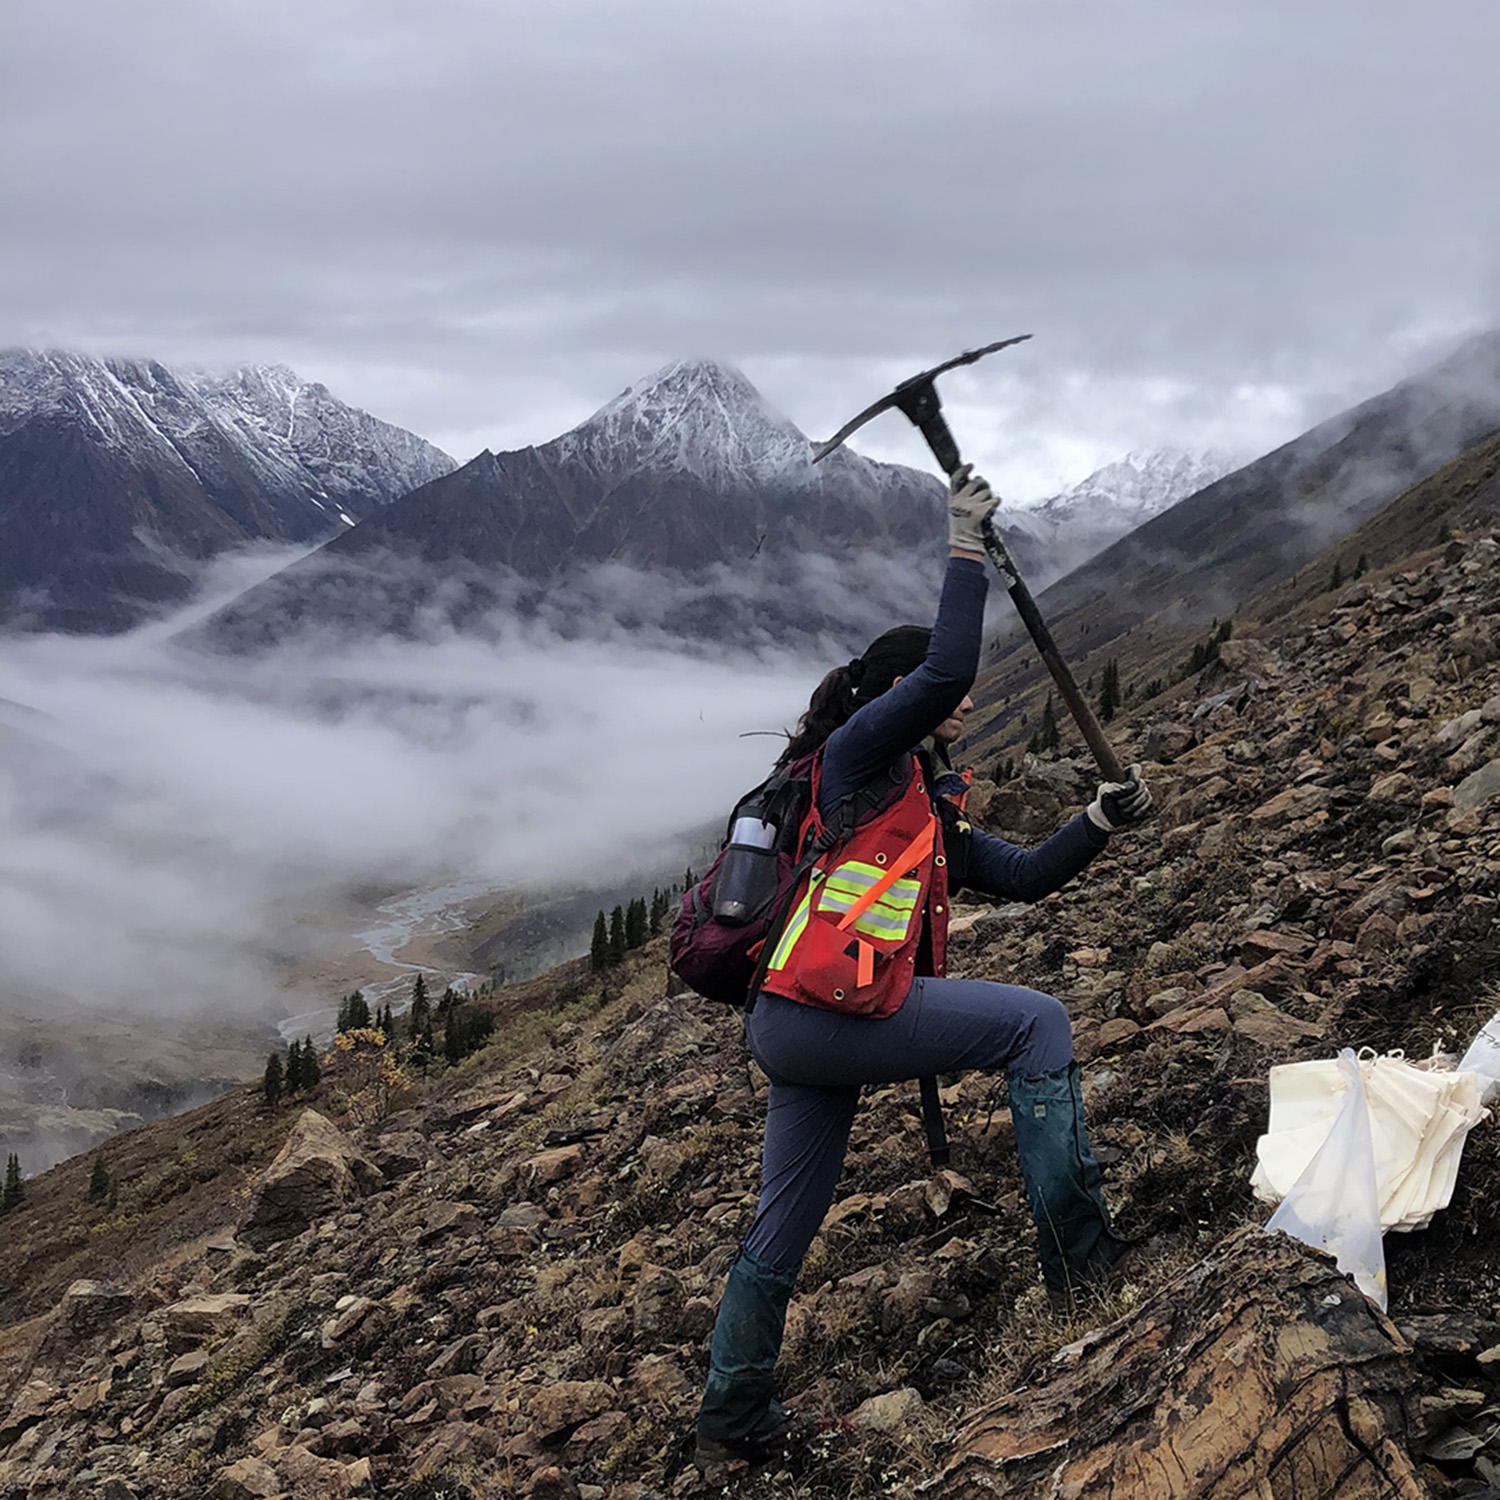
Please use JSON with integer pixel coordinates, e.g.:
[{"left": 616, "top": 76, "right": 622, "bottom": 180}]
[{"left": 820, "top": 555, "right": 1107, "bottom": 904}]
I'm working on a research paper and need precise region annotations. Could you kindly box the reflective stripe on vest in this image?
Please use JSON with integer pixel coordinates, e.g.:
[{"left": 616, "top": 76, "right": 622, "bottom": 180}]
[{"left": 817, "top": 862, "right": 921, "bottom": 941}]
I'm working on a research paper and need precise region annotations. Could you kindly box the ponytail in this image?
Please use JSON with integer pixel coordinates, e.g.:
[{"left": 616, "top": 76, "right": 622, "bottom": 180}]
[{"left": 779, "top": 625, "right": 933, "bottom": 764}]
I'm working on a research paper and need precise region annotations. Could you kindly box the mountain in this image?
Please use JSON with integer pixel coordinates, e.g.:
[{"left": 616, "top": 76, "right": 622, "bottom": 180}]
[
  {"left": 996, "top": 449, "right": 1239, "bottom": 589},
  {"left": 4, "top": 510, "right": 1500, "bottom": 1491},
  {"left": 0, "top": 350, "right": 456, "bottom": 633},
  {"left": 197, "top": 358, "right": 967, "bottom": 649},
  {"left": 969, "top": 330, "right": 1500, "bottom": 735}
]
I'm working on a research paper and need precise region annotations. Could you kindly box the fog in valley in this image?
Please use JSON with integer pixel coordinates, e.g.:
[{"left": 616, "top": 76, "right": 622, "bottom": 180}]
[{"left": 0, "top": 548, "right": 818, "bottom": 1038}]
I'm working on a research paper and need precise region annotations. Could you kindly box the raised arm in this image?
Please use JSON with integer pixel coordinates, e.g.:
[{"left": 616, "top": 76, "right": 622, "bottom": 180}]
[{"left": 820, "top": 555, "right": 988, "bottom": 808}]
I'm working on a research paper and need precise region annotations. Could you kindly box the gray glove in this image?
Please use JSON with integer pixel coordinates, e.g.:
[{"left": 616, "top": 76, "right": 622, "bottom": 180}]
[
  {"left": 947, "top": 463, "right": 997, "bottom": 553},
  {"left": 1086, "top": 764, "right": 1153, "bottom": 833}
]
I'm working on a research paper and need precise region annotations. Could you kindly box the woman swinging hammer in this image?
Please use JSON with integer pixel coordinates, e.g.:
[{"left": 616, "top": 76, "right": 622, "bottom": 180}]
[{"left": 695, "top": 466, "right": 1153, "bottom": 1466}]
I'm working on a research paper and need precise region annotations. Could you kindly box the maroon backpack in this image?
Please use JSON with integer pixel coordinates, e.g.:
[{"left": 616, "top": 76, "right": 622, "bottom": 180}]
[{"left": 669, "top": 753, "right": 837, "bottom": 1008}]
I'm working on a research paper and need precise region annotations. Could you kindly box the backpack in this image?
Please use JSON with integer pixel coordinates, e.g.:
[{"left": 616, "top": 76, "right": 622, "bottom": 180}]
[{"left": 669, "top": 752, "right": 835, "bottom": 1009}]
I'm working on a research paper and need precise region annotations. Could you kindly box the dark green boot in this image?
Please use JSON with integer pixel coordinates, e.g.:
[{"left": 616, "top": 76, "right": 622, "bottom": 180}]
[
  {"left": 696, "top": 1248, "right": 800, "bottom": 1465},
  {"left": 1008, "top": 1063, "right": 1129, "bottom": 1306}
]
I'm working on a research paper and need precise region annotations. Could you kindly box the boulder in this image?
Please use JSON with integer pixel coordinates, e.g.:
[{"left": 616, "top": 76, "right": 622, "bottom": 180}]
[
  {"left": 238, "top": 1110, "right": 384, "bottom": 1249},
  {"left": 209, "top": 1455, "right": 281, "bottom": 1499},
  {"left": 162, "top": 1293, "right": 252, "bottom": 1350},
  {"left": 59, "top": 1280, "right": 135, "bottom": 1339}
]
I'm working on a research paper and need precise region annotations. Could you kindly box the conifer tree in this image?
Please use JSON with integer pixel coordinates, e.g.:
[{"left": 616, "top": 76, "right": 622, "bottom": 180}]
[
  {"left": 409, "top": 974, "right": 431, "bottom": 1039},
  {"left": 88, "top": 1157, "right": 111, "bottom": 1204},
  {"left": 1038, "top": 693, "right": 1060, "bottom": 753},
  {"left": 2, "top": 1153, "right": 21, "bottom": 1213},
  {"left": 336, "top": 990, "right": 371, "bottom": 1034},
  {"left": 1098, "top": 659, "right": 1122, "bottom": 723},
  {"left": 608, "top": 905, "right": 627, "bottom": 965},
  {"left": 300, "top": 1037, "right": 320, "bottom": 1090},
  {"left": 590, "top": 910, "right": 609, "bottom": 971},
  {"left": 262, "top": 1052, "right": 283, "bottom": 1107},
  {"left": 625, "top": 895, "right": 647, "bottom": 949},
  {"left": 649, "top": 888, "right": 669, "bottom": 936},
  {"left": 284, "top": 1040, "right": 304, "bottom": 1093},
  {"left": 1329, "top": 559, "right": 1344, "bottom": 591}
]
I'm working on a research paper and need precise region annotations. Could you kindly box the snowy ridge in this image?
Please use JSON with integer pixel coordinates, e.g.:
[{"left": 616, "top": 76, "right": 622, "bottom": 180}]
[
  {"left": 0, "top": 349, "right": 455, "bottom": 526},
  {"left": 554, "top": 360, "right": 813, "bottom": 489},
  {"left": 993, "top": 448, "right": 1241, "bottom": 586}
]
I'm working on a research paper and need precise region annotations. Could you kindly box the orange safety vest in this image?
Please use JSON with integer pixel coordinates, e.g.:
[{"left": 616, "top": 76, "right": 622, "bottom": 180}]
[{"left": 759, "top": 753, "right": 949, "bottom": 1018}]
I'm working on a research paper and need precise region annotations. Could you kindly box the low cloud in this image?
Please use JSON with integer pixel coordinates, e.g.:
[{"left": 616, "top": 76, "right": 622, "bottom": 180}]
[{"left": 0, "top": 552, "right": 825, "bottom": 1027}]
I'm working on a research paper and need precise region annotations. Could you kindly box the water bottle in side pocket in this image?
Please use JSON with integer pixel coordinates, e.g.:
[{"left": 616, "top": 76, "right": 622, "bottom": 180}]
[{"left": 710, "top": 815, "right": 780, "bottom": 925}]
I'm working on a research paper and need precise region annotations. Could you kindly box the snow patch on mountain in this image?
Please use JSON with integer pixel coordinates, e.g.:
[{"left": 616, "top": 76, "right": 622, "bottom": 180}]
[
  {"left": 0, "top": 349, "right": 456, "bottom": 523},
  {"left": 555, "top": 359, "right": 811, "bottom": 488},
  {"left": 995, "top": 448, "right": 1241, "bottom": 585}
]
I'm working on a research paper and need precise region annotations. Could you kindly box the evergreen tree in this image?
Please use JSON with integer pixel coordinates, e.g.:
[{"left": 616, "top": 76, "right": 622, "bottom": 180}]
[
  {"left": 87, "top": 1157, "right": 111, "bottom": 1204},
  {"left": 301, "top": 1037, "right": 320, "bottom": 1090},
  {"left": 1098, "top": 659, "right": 1122, "bottom": 723},
  {"left": 1354, "top": 553, "right": 1369, "bottom": 579},
  {"left": 1329, "top": 559, "right": 1344, "bottom": 591},
  {"left": 1039, "top": 693, "right": 1060, "bottom": 753},
  {"left": 336, "top": 990, "right": 371, "bottom": 1034},
  {"left": 378, "top": 1002, "right": 394, "bottom": 1041},
  {"left": 2, "top": 1153, "right": 21, "bottom": 1213},
  {"left": 590, "top": 910, "right": 609, "bottom": 971},
  {"left": 649, "top": 888, "right": 669, "bottom": 936},
  {"left": 284, "top": 1039, "right": 304, "bottom": 1093},
  {"left": 262, "top": 1052, "right": 284, "bottom": 1107},
  {"left": 608, "top": 905, "right": 627, "bottom": 965},
  {"left": 409, "top": 974, "right": 431, "bottom": 1039},
  {"left": 625, "top": 896, "right": 647, "bottom": 949}
]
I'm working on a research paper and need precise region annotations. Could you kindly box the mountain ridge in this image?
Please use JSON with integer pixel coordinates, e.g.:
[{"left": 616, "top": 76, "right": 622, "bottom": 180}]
[{"left": 0, "top": 350, "right": 456, "bottom": 633}]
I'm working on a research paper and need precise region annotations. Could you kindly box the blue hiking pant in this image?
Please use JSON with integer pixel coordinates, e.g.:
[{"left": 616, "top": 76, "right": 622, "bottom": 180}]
[{"left": 741, "top": 977, "right": 1074, "bottom": 1271}]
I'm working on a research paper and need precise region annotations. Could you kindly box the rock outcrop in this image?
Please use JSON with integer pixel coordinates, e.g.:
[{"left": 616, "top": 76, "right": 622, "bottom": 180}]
[{"left": 237, "top": 1109, "right": 384, "bottom": 1250}]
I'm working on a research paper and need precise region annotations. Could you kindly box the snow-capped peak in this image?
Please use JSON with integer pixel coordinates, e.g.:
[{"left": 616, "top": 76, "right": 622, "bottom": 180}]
[
  {"left": 1031, "top": 448, "right": 1239, "bottom": 528},
  {"left": 555, "top": 358, "right": 812, "bottom": 487}
]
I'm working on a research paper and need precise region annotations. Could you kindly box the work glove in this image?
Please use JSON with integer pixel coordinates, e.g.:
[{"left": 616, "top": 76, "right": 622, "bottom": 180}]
[
  {"left": 947, "top": 463, "right": 997, "bottom": 554},
  {"left": 1086, "top": 764, "right": 1153, "bottom": 833}
]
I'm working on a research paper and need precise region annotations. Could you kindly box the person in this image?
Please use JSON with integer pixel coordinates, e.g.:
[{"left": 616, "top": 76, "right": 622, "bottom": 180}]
[{"left": 694, "top": 466, "right": 1153, "bottom": 1466}]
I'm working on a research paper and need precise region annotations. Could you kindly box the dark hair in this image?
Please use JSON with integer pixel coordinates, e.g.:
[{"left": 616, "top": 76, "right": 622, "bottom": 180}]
[{"left": 779, "top": 624, "right": 932, "bottom": 763}]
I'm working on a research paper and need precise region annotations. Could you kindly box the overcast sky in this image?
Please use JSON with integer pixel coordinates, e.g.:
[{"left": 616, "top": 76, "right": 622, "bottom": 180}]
[{"left": 4, "top": 0, "right": 1498, "bottom": 498}]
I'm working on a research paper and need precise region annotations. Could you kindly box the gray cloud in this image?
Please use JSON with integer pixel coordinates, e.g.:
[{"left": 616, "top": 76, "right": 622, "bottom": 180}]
[{"left": 3, "top": 0, "right": 1497, "bottom": 497}]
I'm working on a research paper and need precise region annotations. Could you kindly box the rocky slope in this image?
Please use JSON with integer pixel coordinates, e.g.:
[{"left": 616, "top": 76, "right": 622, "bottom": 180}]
[
  {"left": 0, "top": 351, "right": 455, "bottom": 633},
  {"left": 3, "top": 510, "right": 1500, "bottom": 1494}
]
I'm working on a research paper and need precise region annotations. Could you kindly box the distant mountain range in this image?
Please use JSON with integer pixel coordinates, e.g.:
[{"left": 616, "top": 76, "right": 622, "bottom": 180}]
[
  {"left": 997, "top": 450, "right": 1239, "bottom": 590},
  {"left": 6, "top": 337, "right": 1500, "bottom": 653},
  {"left": 968, "top": 329, "right": 1500, "bottom": 745},
  {"left": 195, "top": 361, "right": 1231, "bottom": 651},
  {"left": 0, "top": 350, "right": 455, "bottom": 633}
]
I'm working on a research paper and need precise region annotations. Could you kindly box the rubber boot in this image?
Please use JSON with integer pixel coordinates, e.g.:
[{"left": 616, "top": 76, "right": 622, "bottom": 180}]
[
  {"left": 1007, "top": 1063, "right": 1129, "bottom": 1307},
  {"left": 696, "top": 1247, "right": 800, "bottom": 1465}
]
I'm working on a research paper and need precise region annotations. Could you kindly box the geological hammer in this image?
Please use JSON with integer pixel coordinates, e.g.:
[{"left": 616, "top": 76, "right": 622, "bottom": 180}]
[{"left": 812, "top": 338, "right": 1125, "bottom": 781}]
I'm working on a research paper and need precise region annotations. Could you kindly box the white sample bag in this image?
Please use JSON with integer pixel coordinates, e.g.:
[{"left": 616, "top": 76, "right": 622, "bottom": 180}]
[
  {"left": 1459, "top": 1011, "right": 1500, "bottom": 1103},
  {"left": 1264, "top": 1049, "right": 1387, "bottom": 1309},
  {"left": 1253, "top": 1048, "right": 1486, "bottom": 1232}
]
